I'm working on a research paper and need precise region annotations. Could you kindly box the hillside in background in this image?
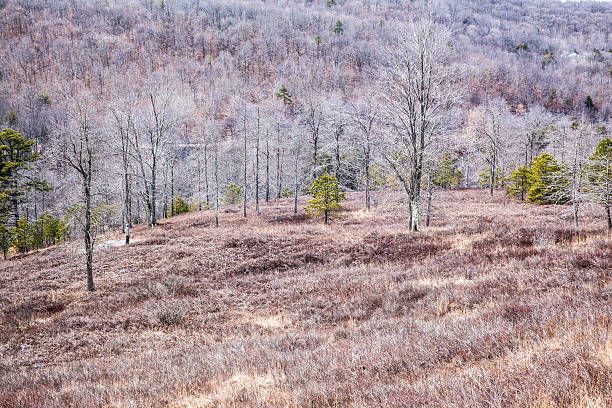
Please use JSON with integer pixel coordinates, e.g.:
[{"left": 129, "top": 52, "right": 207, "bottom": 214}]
[
  {"left": 0, "top": 0, "right": 610, "bottom": 229},
  {"left": 1, "top": 190, "right": 611, "bottom": 407}
]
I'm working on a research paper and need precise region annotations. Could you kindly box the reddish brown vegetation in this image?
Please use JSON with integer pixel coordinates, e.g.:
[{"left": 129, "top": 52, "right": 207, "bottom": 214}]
[{"left": 0, "top": 190, "right": 611, "bottom": 407}]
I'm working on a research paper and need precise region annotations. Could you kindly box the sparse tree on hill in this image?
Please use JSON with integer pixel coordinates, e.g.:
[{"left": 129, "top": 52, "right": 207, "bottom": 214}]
[
  {"left": 58, "top": 94, "right": 99, "bottom": 291},
  {"left": 382, "top": 17, "right": 458, "bottom": 231},
  {"left": 471, "top": 99, "right": 510, "bottom": 196},
  {"left": 305, "top": 173, "right": 345, "bottom": 224},
  {"left": 349, "top": 98, "right": 378, "bottom": 211},
  {"left": 132, "top": 77, "right": 182, "bottom": 226}
]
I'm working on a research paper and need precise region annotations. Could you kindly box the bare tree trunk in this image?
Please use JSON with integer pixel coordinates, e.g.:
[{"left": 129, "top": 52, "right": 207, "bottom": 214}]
[
  {"left": 408, "top": 200, "right": 413, "bottom": 231},
  {"left": 170, "top": 161, "right": 175, "bottom": 217},
  {"left": 243, "top": 107, "right": 247, "bottom": 218},
  {"left": 294, "top": 147, "right": 299, "bottom": 214},
  {"left": 412, "top": 188, "right": 421, "bottom": 231},
  {"left": 606, "top": 205, "right": 611, "bottom": 230},
  {"left": 84, "top": 170, "right": 94, "bottom": 291},
  {"left": 465, "top": 151, "right": 470, "bottom": 188},
  {"left": 334, "top": 123, "right": 342, "bottom": 180},
  {"left": 312, "top": 133, "right": 318, "bottom": 182},
  {"left": 215, "top": 136, "right": 219, "bottom": 227},
  {"left": 197, "top": 157, "right": 202, "bottom": 211},
  {"left": 489, "top": 163, "right": 495, "bottom": 196},
  {"left": 255, "top": 108, "right": 260, "bottom": 215},
  {"left": 204, "top": 144, "right": 209, "bottom": 209},
  {"left": 162, "top": 162, "right": 168, "bottom": 219},
  {"left": 276, "top": 123, "right": 282, "bottom": 199},
  {"left": 574, "top": 201, "right": 580, "bottom": 229},
  {"left": 151, "top": 154, "right": 157, "bottom": 225},
  {"left": 365, "top": 144, "right": 371, "bottom": 211},
  {"left": 265, "top": 129, "right": 270, "bottom": 202},
  {"left": 124, "top": 171, "right": 130, "bottom": 227},
  {"left": 425, "top": 178, "right": 433, "bottom": 227}
]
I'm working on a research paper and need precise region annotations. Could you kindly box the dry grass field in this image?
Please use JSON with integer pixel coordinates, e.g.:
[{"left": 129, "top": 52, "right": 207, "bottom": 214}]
[{"left": 1, "top": 190, "right": 611, "bottom": 407}]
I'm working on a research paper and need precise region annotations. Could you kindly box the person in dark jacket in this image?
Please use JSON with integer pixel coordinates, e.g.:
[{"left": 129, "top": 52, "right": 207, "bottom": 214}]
[{"left": 125, "top": 223, "right": 131, "bottom": 245}]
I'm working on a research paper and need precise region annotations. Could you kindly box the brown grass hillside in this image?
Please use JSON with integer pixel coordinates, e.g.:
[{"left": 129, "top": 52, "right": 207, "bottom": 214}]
[{"left": 1, "top": 190, "right": 611, "bottom": 407}]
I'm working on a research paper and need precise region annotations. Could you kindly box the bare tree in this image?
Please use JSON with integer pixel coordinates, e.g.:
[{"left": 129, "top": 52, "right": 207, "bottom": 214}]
[
  {"left": 132, "top": 77, "right": 181, "bottom": 226},
  {"left": 470, "top": 99, "right": 509, "bottom": 196},
  {"left": 58, "top": 93, "right": 98, "bottom": 291},
  {"left": 350, "top": 98, "right": 378, "bottom": 211},
  {"left": 276, "top": 122, "right": 283, "bottom": 199},
  {"left": 519, "top": 106, "right": 553, "bottom": 166},
  {"left": 301, "top": 94, "right": 325, "bottom": 182},
  {"left": 242, "top": 104, "right": 248, "bottom": 218},
  {"left": 382, "top": 17, "right": 458, "bottom": 231},
  {"left": 214, "top": 131, "right": 220, "bottom": 227},
  {"left": 110, "top": 100, "right": 134, "bottom": 232},
  {"left": 265, "top": 128, "right": 270, "bottom": 202},
  {"left": 255, "top": 108, "right": 261, "bottom": 215}
]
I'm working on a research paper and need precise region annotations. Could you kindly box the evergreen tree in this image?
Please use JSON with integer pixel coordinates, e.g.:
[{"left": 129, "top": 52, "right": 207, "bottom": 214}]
[
  {"left": 509, "top": 166, "right": 532, "bottom": 200},
  {"left": 13, "top": 218, "right": 33, "bottom": 253},
  {"left": 585, "top": 138, "right": 612, "bottom": 229},
  {"left": 432, "top": 153, "right": 463, "bottom": 189},
  {"left": 584, "top": 96, "right": 597, "bottom": 112},
  {"left": 169, "top": 195, "right": 190, "bottom": 216},
  {"left": 333, "top": 20, "right": 344, "bottom": 35},
  {"left": 0, "top": 128, "right": 50, "bottom": 227},
  {"left": 38, "top": 212, "right": 69, "bottom": 246},
  {"left": 222, "top": 183, "right": 242, "bottom": 205},
  {"left": 527, "top": 153, "right": 567, "bottom": 204},
  {"left": 280, "top": 187, "right": 294, "bottom": 198},
  {"left": 305, "top": 174, "right": 345, "bottom": 224},
  {"left": 275, "top": 85, "right": 293, "bottom": 106}
]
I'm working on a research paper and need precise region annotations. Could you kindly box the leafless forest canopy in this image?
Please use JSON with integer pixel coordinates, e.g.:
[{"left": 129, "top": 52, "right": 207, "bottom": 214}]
[{"left": 0, "top": 0, "right": 610, "bottom": 227}]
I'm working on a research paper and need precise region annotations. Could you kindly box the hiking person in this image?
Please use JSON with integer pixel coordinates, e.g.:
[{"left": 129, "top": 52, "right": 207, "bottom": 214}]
[{"left": 125, "top": 223, "right": 131, "bottom": 245}]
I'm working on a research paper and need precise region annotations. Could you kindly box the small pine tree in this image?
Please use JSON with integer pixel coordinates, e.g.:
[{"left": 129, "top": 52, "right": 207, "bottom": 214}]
[
  {"left": 527, "top": 153, "right": 567, "bottom": 204},
  {"left": 333, "top": 20, "right": 344, "bottom": 35},
  {"left": 37, "top": 92, "right": 52, "bottom": 106},
  {"left": 326, "top": 0, "right": 337, "bottom": 7},
  {"left": 280, "top": 187, "right": 294, "bottom": 198},
  {"left": 222, "top": 183, "right": 242, "bottom": 205},
  {"left": 305, "top": 174, "right": 345, "bottom": 224},
  {"left": 516, "top": 41, "right": 528, "bottom": 52},
  {"left": 169, "top": 195, "right": 190, "bottom": 216},
  {"left": 275, "top": 85, "right": 293, "bottom": 105},
  {"left": 508, "top": 166, "right": 532, "bottom": 201},
  {"left": 13, "top": 218, "right": 33, "bottom": 253},
  {"left": 432, "top": 153, "right": 464, "bottom": 189},
  {"left": 41, "top": 212, "right": 68, "bottom": 246},
  {"left": 4, "top": 111, "right": 17, "bottom": 126}
]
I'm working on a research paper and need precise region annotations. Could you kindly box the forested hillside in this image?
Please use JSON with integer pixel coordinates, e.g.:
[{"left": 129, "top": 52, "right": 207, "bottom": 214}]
[
  {"left": 0, "top": 0, "right": 610, "bottom": 254},
  {"left": 1, "top": 1, "right": 612, "bottom": 406}
]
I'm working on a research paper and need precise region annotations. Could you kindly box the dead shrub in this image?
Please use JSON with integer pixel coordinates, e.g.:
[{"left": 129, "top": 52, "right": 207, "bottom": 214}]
[
  {"left": 572, "top": 255, "right": 593, "bottom": 269},
  {"left": 133, "top": 236, "right": 169, "bottom": 246},
  {"left": 148, "top": 301, "right": 187, "bottom": 327},
  {"left": 502, "top": 302, "right": 533, "bottom": 322}
]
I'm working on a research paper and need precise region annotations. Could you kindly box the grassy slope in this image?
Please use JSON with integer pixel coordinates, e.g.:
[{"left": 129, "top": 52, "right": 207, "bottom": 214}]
[{"left": 0, "top": 190, "right": 611, "bottom": 407}]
